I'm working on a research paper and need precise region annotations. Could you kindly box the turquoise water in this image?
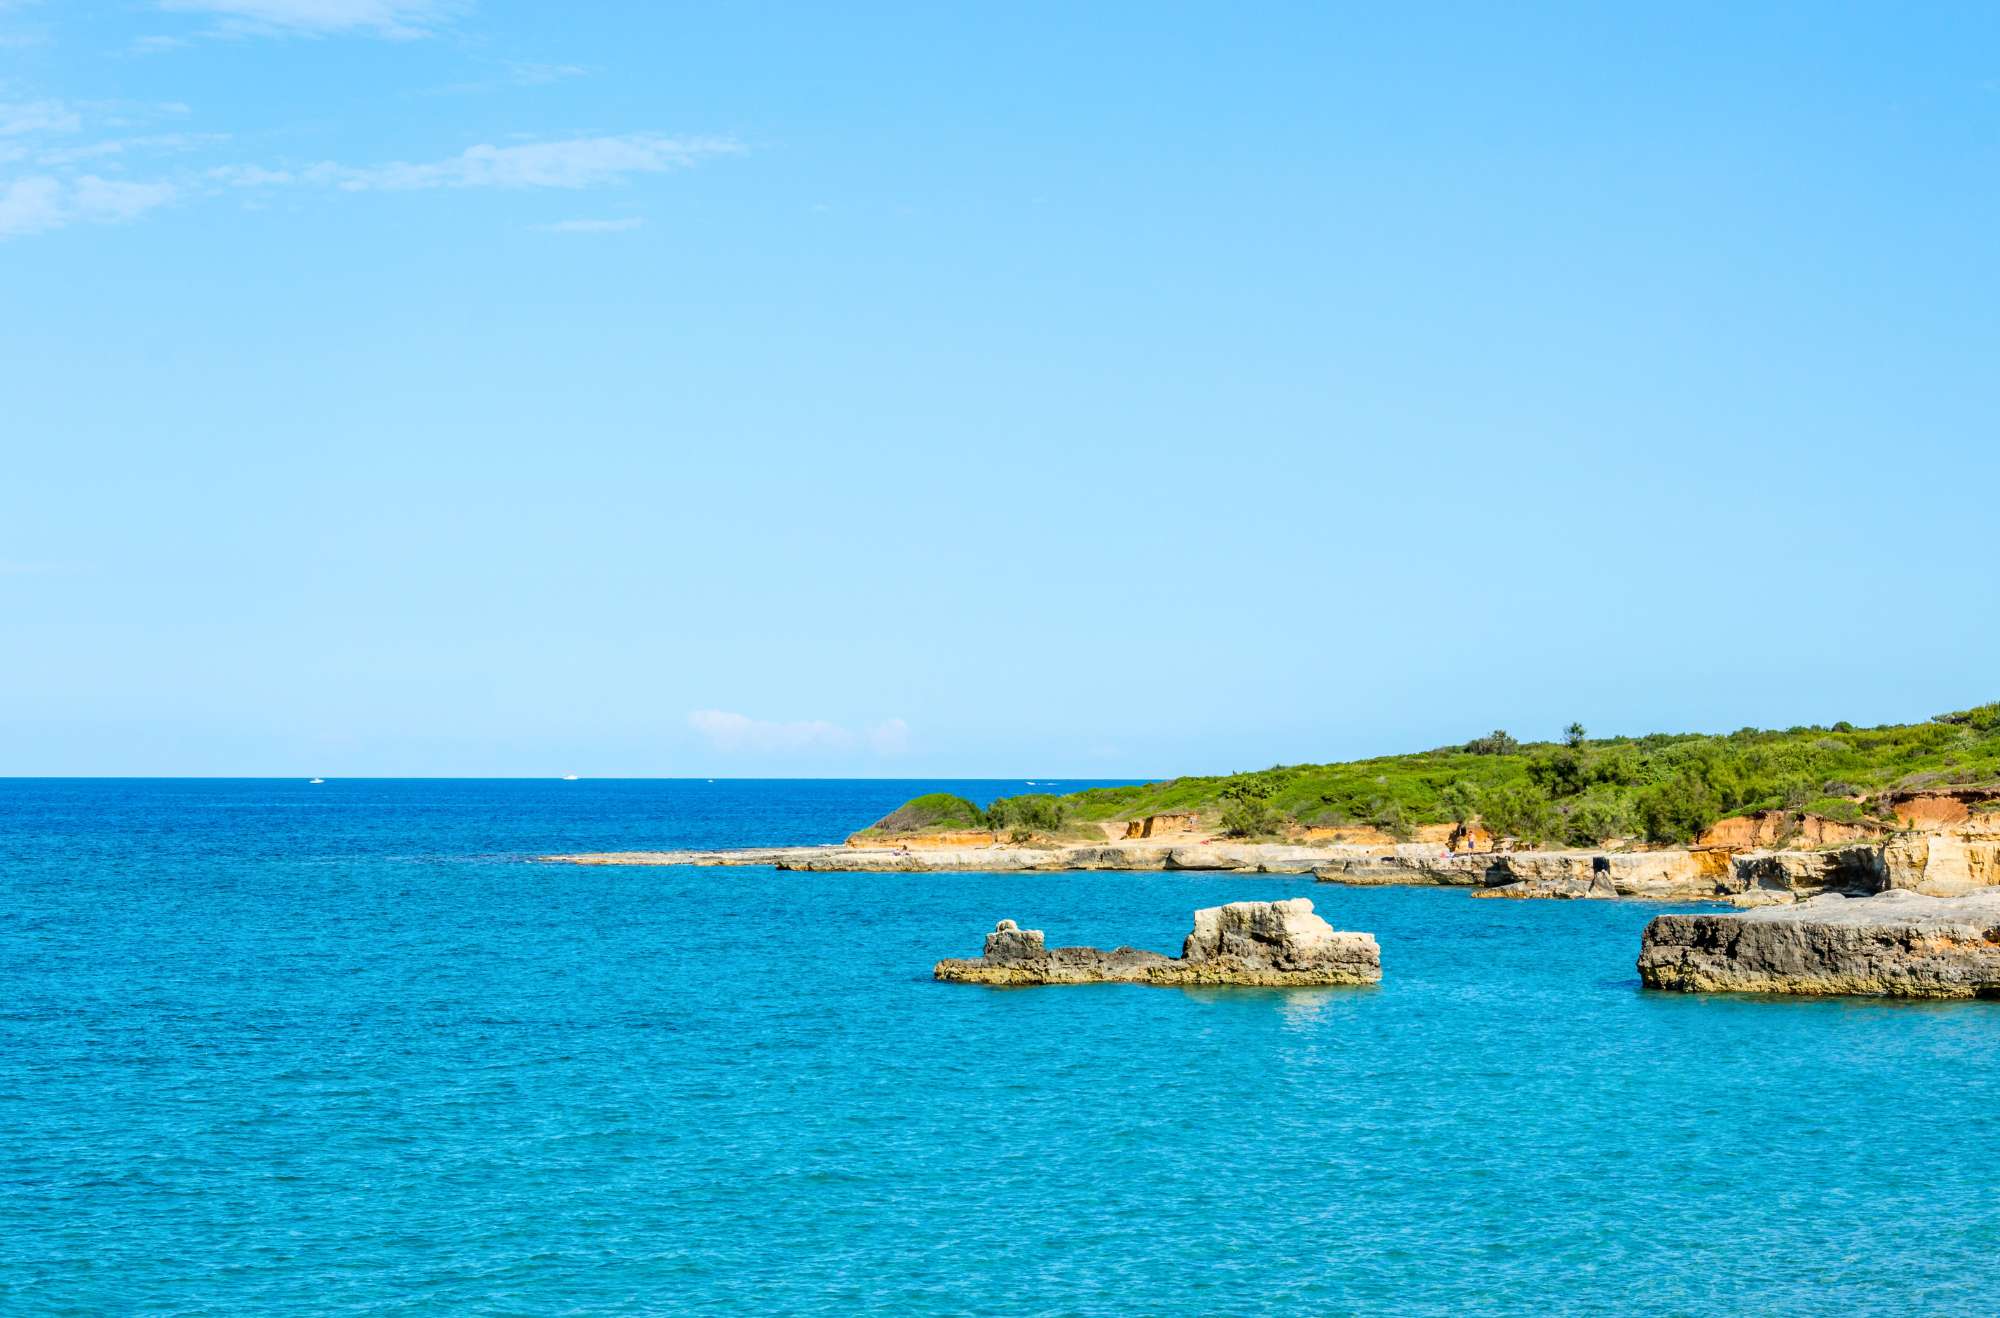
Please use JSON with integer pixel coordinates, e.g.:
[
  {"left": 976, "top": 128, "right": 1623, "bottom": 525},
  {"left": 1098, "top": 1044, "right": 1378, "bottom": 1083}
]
[{"left": 4, "top": 779, "right": 1998, "bottom": 1315}]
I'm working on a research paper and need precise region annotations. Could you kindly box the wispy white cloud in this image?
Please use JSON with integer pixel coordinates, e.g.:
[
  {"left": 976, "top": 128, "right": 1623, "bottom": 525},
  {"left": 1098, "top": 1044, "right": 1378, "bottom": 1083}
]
[
  {"left": 0, "top": 99, "right": 201, "bottom": 238},
  {"left": 0, "top": 107, "right": 731, "bottom": 239},
  {"left": 534, "top": 216, "right": 643, "bottom": 233},
  {"left": 156, "top": 0, "right": 462, "bottom": 39},
  {"left": 430, "top": 60, "right": 588, "bottom": 95},
  {"left": 506, "top": 61, "right": 585, "bottom": 86},
  {"left": 214, "top": 133, "right": 740, "bottom": 191},
  {"left": 689, "top": 710, "right": 912, "bottom": 758},
  {"left": 35, "top": 131, "right": 228, "bottom": 166},
  {"left": 0, "top": 100, "right": 81, "bottom": 136},
  {"left": 0, "top": 173, "right": 175, "bottom": 237}
]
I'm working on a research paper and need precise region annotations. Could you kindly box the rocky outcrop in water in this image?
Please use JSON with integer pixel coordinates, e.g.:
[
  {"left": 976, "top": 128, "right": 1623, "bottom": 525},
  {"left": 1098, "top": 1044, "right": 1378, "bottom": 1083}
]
[
  {"left": 1637, "top": 889, "right": 2000, "bottom": 997},
  {"left": 932, "top": 898, "right": 1381, "bottom": 987}
]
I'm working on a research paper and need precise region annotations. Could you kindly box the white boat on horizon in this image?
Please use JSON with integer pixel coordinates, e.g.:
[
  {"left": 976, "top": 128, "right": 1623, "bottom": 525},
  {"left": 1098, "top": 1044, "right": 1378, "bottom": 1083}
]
[
  {"left": 308, "top": 778, "right": 324, "bottom": 784},
  {"left": 561, "top": 774, "right": 579, "bottom": 781}
]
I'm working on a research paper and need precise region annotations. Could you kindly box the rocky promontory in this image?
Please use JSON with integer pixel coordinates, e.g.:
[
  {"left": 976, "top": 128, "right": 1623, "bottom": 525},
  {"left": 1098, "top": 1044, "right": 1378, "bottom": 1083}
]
[
  {"left": 1637, "top": 889, "right": 2000, "bottom": 998},
  {"left": 933, "top": 898, "right": 1381, "bottom": 987},
  {"left": 545, "top": 829, "right": 2000, "bottom": 907},
  {"left": 541, "top": 782, "right": 2000, "bottom": 911}
]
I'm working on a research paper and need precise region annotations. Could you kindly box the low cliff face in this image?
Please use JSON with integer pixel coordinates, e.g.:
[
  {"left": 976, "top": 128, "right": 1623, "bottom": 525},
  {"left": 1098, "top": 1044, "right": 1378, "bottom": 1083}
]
[
  {"left": 1122, "top": 813, "right": 1202, "bottom": 839},
  {"left": 1730, "top": 845, "right": 1888, "bottom": 904},
  {"left": 547, "top": 830, "right": 2000, "bottom": 906},
  {"left": 1637, "top": 890, "right": 2000, "bottom": 997},
  {"left": 1890, "top": 788, "right": 2000, "bottom": 829},
  {"left": 1319, "top": 848, "right": 1738, "bottom": 901},
  {"left": 1697, "top": 811, "right": 1884, "bottom": 849},
  {"left": 844, "top": 829, "right": 995, "bottom": 850},
  {"left": 1882, "top": 834, "right": 2000, "bottom": 895},
  {"left": 933, "top": 899, "right": 1381, "bottom": 987}
]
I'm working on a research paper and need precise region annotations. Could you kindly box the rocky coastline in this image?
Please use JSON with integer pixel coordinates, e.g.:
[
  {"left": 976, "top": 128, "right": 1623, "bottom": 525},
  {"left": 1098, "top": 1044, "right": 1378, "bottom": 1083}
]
[
  {"left": 541, "top": 791, "right": 2000, "bottom": 999},
  {"left": 933, "top": 898, "right": 1381, "bottom": 987},
  {"left": 1638, "top": 890, "right": 2000, "bottom": 997},
  {"left": 544, "top": 827, "right": 2000, "bottom": 908}
]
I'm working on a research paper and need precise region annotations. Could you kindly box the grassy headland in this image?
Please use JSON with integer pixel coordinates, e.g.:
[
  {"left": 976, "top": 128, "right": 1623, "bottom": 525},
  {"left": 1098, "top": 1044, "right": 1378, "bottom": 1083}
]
[{"left": 862, "top": 704, "right": 2000, "bottom": 847}]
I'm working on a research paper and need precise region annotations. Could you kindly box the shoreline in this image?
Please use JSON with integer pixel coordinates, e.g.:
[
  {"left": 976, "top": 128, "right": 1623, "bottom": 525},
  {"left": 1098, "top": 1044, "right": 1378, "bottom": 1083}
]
[{"left": 539, "top": 829, "right": 1997, "bottom": 907}]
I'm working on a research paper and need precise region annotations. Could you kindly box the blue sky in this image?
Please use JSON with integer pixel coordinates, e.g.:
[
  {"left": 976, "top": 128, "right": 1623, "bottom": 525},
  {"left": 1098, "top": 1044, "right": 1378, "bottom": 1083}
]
[{"left": 3, "top": 2, "right": 1996, "bottom": 776}]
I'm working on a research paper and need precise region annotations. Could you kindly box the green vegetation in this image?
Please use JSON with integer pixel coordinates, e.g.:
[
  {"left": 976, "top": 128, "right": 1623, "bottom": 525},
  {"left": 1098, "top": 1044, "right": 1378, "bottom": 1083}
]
[
  {"left": 861, "top": 792, "right": 987, "bottom": 836},
  {"left": 908, "top": 704, "right": 2000, "bottom": 849},
  {"left": 857, "top": 790, "right": 1090, "bottom": 844},
  {"left": 983, "top": 794, "right": 1075, "bottom": 843}
]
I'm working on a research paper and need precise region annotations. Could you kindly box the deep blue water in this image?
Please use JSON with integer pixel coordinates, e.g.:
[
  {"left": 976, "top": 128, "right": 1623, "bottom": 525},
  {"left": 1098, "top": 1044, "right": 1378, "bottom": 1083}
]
[{"left": 4, "top": 779, "right": 1998, "bottom": 1315}]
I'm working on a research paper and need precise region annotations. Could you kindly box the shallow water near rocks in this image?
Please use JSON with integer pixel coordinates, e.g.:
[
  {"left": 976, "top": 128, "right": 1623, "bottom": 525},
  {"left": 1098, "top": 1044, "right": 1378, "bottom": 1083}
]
[{"left": 4, "top": 779, "right": 1998, "bottom": 1315}]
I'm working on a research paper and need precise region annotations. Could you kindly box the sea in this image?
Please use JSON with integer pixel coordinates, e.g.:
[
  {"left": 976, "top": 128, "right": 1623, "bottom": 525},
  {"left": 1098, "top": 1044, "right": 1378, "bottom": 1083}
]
[{"left": 3, "top": 778, "right": 1997, "bottom": 1315}]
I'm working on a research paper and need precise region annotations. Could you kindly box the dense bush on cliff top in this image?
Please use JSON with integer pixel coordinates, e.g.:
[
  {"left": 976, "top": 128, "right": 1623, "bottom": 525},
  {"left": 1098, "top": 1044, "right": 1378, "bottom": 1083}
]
[
  {"left": 867, "top": 793, "right": 987, "bottom": 834},
  {"left": 867, "top": 704, "right": 2000, "bottom": 847}
]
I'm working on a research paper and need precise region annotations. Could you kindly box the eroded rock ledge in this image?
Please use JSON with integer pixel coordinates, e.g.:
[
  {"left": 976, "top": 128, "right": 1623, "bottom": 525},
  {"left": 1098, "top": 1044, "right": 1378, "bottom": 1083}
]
[
  {"left": 1637, "top": 889, "right": 2000, "bottom": 998},
  {"left": 545, "top": 833, "right": 2000, "bottom": 907},
  {"left": 933, "top": 898, "right": 1381, "bottom": 987}
]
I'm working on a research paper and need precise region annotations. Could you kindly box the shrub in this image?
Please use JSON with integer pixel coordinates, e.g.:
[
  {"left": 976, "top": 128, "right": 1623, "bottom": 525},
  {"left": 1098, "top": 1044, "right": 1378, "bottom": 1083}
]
[
  {"left": 1635, "top": 775, "right": 1721, "bottom": 845},
  {"left": 1437, "top": 780, "right": 1479, "bottom": 825},
  {"left": 984, "top": 794, "right": 1069, "bottom": 835},
  {"left": 1479, "top": 782, "right": 1557, "bottom": 844},
  {"left": 1219, "top": 797, "right": 1286, "bottom": 838},
  {"left": 1560, "top": 793, "right": 1636, "bottom": 847},
  {"left": 1369, "top": 800, "right": 1412, "bottom": 840},
  {"left": 1934, "top": 704, "right": 2000, "bottom": 732},
  {"left": 869, "top": 793, "right": 986, "bottom": 835}
]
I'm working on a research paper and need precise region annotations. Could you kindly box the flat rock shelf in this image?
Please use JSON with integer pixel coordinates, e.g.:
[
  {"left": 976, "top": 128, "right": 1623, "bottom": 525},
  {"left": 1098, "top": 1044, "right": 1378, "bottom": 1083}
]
[{"left": 1638, "top": 889, "right": 2000, "bottom": 998}]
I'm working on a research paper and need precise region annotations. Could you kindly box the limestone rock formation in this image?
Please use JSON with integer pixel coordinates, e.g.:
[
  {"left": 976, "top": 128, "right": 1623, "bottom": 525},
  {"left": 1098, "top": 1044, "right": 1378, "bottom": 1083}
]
[
  {"left": 1317, "top": 848, "right": 1739, "bottom": 901},
  {"left": 547, "top": 827, "right": 2000, "bottom": 908},
  {"left": 1882, "top": 834, "right": 2000, "bottom": 896},
  {"left": 933, "top": 898, "right": 1381, "bottom": 987},
  {"left": 1729, "top": 844, "right": 1888, "bottom": 903},
  {"left": 1122, "top": 813, "right": 1202, "bottom": 839},
  {"left": 1637, "top": 889, "right": 2000, "bottom": 997}
]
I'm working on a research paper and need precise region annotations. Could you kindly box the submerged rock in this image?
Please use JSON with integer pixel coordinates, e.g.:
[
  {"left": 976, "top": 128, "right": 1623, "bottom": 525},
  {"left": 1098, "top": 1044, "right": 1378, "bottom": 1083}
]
[
  {"left": 933, "top": 898, "right": 1381, "bottom": 987},
  {"left": 1637, "top": 889, "right": 2000, "bottom": 998}
]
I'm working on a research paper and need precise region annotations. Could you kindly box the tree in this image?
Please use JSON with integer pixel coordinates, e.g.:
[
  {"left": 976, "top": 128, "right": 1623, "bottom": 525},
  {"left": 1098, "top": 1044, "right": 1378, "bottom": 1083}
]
[
  {"left": 1564, "top": 722, "right": 1587, "bottom": 749},
  {"left": 1464, "top": 730, "right": 1520, "bottom": 756},
  {"left": 1527, "top": 749, "right": 1587, "bottom": 798}
]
